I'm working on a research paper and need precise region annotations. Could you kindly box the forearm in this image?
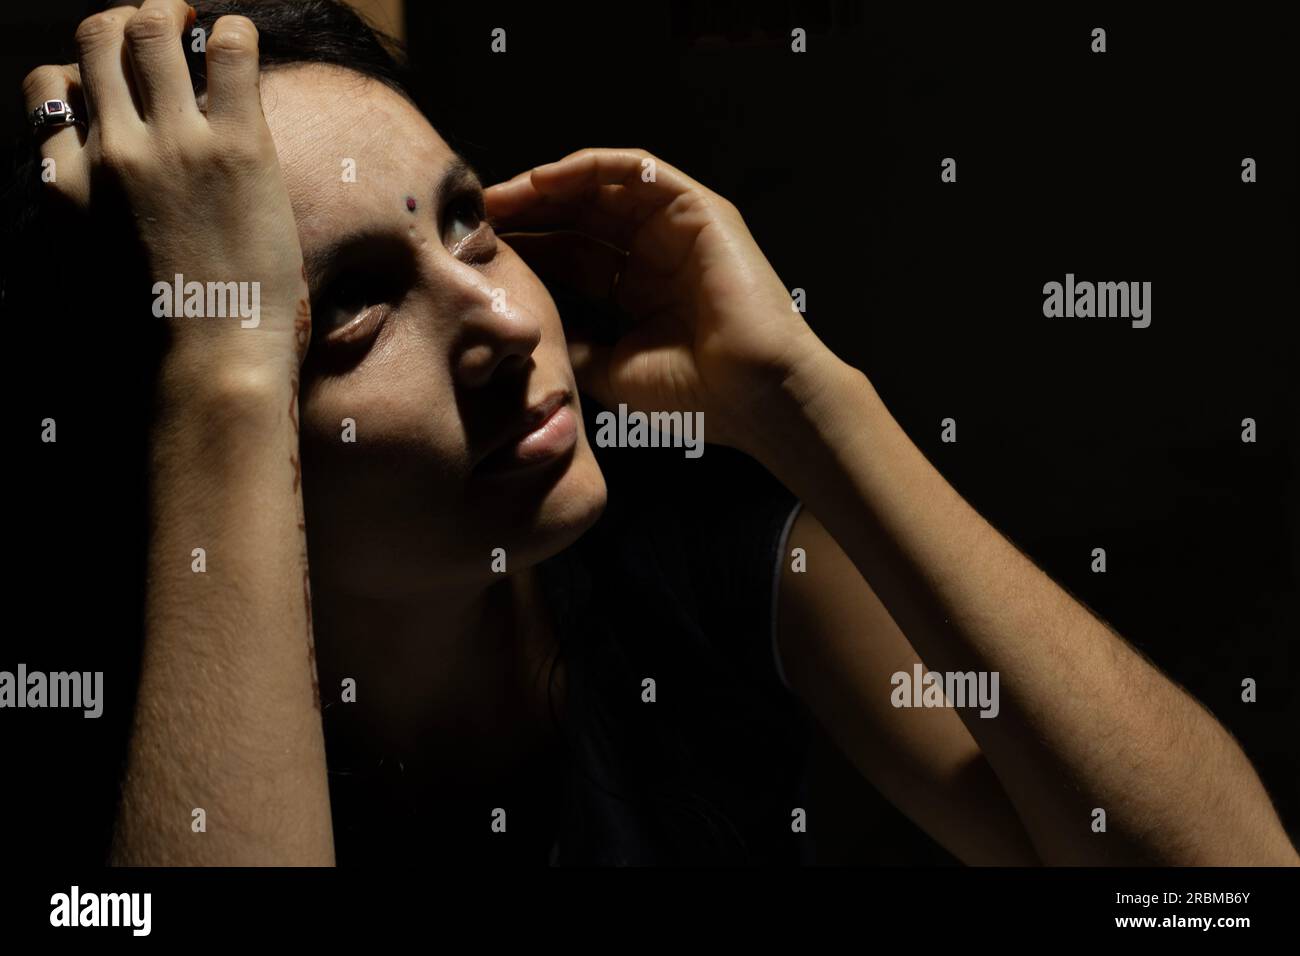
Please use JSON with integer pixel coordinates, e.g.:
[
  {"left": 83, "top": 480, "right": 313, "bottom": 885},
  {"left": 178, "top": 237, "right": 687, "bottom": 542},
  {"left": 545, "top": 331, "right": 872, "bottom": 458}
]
[
  {"left": 112, "top": 356, "right": 333, "bottom": 866},
  {"left": 758, "top": 353, "right": 1298, "bottom": 865}
]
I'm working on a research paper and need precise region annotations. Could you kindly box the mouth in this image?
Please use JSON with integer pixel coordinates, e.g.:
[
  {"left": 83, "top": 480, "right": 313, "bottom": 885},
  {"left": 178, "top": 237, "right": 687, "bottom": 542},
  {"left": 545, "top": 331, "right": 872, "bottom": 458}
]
[{"left": 475, "top": 388, "right": 579, "bottom": 478}]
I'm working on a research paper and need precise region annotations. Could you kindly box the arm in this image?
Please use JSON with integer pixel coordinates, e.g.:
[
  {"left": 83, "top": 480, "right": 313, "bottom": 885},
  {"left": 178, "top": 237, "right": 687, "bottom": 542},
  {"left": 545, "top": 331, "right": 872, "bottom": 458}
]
[
  {"left": 486, "top": 146, "right": 1298, "bottom": 867},
  {"left": 25, "top": 1, "right": 332, "bottom": 864},
  {"left": 778, "top": 508, "right": 1040, "bottom": 865},
  {"left": 763, "top": 358, "right": 1298, "bottom": 866},
  {"left": 114, "top": 359, "right": 331, "bottom": 866}
]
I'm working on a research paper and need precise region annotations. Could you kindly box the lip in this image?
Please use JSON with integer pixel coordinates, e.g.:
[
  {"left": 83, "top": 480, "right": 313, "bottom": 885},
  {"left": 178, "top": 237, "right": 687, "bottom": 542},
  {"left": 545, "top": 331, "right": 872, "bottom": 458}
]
[{"left": 476, "top": 389, "right": 578, "bottom": 477}]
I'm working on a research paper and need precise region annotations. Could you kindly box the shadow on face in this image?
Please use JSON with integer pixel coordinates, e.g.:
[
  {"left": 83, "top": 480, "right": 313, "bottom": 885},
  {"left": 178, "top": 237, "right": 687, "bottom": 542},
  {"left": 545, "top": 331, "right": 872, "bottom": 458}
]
[{"left": 260, "top": 64, "right": 607, "bottom": 601}]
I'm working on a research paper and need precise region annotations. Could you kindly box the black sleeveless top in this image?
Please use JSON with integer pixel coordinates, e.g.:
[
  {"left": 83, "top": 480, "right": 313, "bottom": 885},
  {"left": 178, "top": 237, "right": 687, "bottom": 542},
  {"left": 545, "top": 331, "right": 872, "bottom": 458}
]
[
  {"left": 541, "top": 435, "right": 813, "bottom": 865},
  {"left": 328, "top": 422, "right": 813, "bottom": 866}
]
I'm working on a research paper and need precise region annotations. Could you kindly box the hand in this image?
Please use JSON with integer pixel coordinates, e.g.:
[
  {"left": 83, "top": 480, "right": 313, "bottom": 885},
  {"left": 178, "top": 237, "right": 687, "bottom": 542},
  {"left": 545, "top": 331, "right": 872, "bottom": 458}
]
[
  {"left": 485, "top": 147, "right": 834, "bottom": 458},
  {"left": 23, "top": 0, "right": 310, "bottom": 379}
]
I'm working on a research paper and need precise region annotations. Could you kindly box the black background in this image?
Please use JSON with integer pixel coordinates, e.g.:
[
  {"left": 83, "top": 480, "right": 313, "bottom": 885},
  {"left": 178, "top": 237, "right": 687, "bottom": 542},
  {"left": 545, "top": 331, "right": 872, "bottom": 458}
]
[{"left": 1, "top": 2, "right": 1296, "bottom": 866}]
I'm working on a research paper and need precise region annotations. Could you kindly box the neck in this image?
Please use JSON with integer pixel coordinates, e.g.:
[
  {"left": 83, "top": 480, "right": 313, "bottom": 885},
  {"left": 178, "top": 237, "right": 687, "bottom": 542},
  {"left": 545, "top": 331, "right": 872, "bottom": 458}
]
[{"left": 313, "top": 567, "right": 563, "bottom": 777}]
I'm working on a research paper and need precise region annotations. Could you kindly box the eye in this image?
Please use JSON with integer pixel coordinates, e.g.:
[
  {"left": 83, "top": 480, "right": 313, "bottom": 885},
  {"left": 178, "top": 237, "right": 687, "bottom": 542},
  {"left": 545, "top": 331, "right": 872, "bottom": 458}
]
[
  {"left": 314, "top": 271, "right": 391, "bottom": 343},
  {"left": 310, "top": 237, "right": 415, "bottom": 345},
  {"left": 443, "top": 191, "right": 485, "bottom": 248},
  {"left": 320, "top": 272, "right": 375, "bottom": 323}
]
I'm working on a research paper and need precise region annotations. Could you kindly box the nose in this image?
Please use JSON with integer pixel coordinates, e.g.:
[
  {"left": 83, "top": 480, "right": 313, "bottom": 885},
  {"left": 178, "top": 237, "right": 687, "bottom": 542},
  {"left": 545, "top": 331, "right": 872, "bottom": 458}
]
[{"left": 451, "top": 282, "right": 543, "bottom": 390}]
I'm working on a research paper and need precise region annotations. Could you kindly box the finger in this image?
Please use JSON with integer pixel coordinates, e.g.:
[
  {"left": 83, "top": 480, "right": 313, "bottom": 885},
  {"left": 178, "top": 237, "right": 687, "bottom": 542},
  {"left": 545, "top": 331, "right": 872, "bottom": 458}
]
[
  {"left": 500, "top": 231, "right": 627, "bottom": 302},
  {"left": 488, "top": 148, "right": 702, "bottom": 222},
  {"left": 570, "top": 321, "right": 692, "bottom": 412},
  {"left": 22, "top": 63, "right": 87, "bottom": 145},
  {"left": 484, "top": 170, "right": 547, "bottom": 219},
  {"left": 488, "top": 149, "right": 727, "bottom": 272},
  {"left": 123, "top": 0, "right": 200, "bottom": 122},
  {"left": 489, "top": 179, "right": 640, "bottom": 249},
  {"left": 22, "top": 65, "right": 91, "bottom": 205},
  {"left": 532, "top": 148, "right": 701, "bottom": 206},
  {"left": 75, "top": 6, "right": 145, "bottom": 131},
  {"left": 203, "top": 15, "right": 263, "bottom": 127},
  {"left": 483, "top": 167, "right": 531, "bottom": 196}
]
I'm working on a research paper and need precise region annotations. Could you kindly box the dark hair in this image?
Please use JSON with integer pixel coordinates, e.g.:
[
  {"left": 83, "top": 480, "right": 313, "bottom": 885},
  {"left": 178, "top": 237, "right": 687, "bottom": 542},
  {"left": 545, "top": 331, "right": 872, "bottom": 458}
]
[
  {"left": 4, "top": 0, "right": 411, "bottom": 275},
  {"left": 3, "top": 0, "right": 803, "bottom": 866},
  {"left": 184, "top": 0, "right": 412, "bottom": 99}
]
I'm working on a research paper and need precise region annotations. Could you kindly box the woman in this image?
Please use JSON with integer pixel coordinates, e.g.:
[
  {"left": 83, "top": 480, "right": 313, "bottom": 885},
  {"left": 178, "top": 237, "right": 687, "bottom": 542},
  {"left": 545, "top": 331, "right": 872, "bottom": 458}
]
[{"left": 15, "top": 0, "right": 1297, "bottom": 866}]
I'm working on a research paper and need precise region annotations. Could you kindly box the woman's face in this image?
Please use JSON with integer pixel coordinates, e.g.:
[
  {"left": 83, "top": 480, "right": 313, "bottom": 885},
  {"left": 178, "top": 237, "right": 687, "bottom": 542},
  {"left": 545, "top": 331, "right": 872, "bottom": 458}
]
[{"left": 259, "top": 64, "right": 607, "bottom": 599}]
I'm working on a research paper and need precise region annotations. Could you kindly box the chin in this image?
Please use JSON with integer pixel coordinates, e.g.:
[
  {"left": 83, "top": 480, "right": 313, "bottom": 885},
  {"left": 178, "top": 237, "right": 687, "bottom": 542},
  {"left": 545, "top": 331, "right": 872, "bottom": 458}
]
[
  {"left": 495, "top": 445, "right": 608, "bottom": 573},
  {"left": 475, "top": 442, "right": 605, "bottom": 582}
]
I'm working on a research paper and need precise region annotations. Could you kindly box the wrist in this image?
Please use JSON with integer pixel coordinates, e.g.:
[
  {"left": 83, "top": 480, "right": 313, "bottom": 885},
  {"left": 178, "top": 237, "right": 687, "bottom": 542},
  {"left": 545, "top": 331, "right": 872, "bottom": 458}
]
[
  {"left": 155, "top": 349, "right": 294, "bottom": 428},
  {"left": 745, "top": 346, "right": 886, "bottom": 491}
]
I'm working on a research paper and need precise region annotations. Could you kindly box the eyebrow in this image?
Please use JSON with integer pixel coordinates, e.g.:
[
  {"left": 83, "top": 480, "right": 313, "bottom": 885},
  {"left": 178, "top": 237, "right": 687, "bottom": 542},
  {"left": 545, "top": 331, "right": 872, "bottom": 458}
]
[
  {"left": 304, "top": 156, "right": 485, "bottom": 293},
  {"left": 435, "top": 157, "right": 484, "bottom": 211}
]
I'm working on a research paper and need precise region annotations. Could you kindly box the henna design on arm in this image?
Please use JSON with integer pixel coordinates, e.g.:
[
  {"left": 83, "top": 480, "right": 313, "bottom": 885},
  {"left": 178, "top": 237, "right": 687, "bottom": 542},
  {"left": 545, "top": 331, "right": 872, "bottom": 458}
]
[
  {"left": 294, "top": 297, "right": 311, "bottom": 363},
  {"left": 287, "top": 370, "right": 320, "bottom": 711}
]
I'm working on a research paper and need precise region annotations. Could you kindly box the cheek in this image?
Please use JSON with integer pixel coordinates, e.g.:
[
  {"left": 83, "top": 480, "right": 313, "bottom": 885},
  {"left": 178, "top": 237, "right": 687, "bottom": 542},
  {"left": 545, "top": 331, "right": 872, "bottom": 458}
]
[
  {"left": 299, "top": 373, "right": 476, "bottom": 581},
  {"left": 300, "top": 366, "right": 468, "bottom": 484}
]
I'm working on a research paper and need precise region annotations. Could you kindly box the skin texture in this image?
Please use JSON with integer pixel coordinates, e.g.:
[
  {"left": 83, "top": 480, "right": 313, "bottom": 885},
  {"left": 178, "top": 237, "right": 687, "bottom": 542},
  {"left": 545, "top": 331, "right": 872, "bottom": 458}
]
[
  {"left": 23, "top": 1, "right": 1298, "bottom": 866},
  {"left": 24, "top": 0, "right": 332, "bottom": 865},
  {"left": 256, "top": 65, "right": 607, "bottom": 774},
  {"left": 261, "top": 64, "right": 606, "bottom": 602}
]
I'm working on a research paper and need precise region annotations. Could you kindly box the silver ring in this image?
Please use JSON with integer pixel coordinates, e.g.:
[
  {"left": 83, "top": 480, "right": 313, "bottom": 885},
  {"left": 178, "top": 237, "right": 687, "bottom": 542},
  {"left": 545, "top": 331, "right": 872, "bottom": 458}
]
[{"left": 30, "top": 98, "right": 80, "bottom": 130}]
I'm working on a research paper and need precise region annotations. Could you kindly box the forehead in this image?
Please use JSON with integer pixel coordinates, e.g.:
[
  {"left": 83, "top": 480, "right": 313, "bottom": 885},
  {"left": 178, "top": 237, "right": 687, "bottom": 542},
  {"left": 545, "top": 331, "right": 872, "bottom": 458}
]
[{"left": 258, "top": 65, "right": 455, "bottom": 238}]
